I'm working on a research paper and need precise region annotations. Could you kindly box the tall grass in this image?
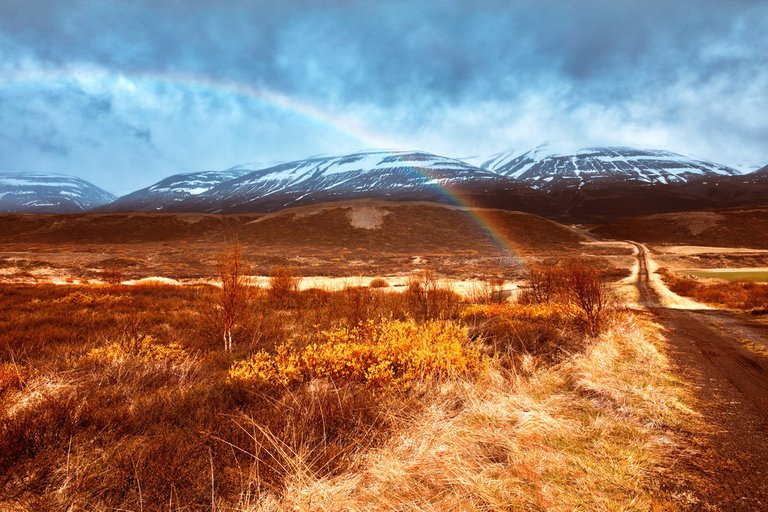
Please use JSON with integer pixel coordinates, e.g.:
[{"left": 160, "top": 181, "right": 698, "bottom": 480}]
[
  {"left": 243, "top": 313, "right": 693, "bottom": 511},
  {"left": 0, "top": 263, "right": 693, "bottom": 509}
]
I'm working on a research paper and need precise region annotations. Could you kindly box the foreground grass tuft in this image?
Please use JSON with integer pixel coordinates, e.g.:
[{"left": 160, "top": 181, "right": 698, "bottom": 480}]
[{"left": 245, "top": 313, "right": 694, "bottom": 511}]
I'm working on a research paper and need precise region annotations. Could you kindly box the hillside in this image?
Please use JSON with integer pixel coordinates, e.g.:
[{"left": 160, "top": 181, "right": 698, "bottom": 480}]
[
  {"left": 591, "top": 206, "right": 768, "bottom": 249},
  {"left": 0, "top": 201, "right": 588, "bottom": 279},
  {"left": 102, "top": 167, "right": 255, "bottom": 212},
  {"left": 0, "top": 173, "right": 115, "bottom": 213}
]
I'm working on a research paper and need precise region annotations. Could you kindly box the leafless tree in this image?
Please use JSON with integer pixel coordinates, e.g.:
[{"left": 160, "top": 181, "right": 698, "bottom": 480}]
[
  {"left": 216, "top": 240, "right": 253, "bottom": 352},
  {"left": 268, "top": 266, "right": 302, "bottom": 307},
  {"left": 524, "top": 264, "right": 564, "bottom": 304},
  {"left": 563, "top": 262, "right": 608, "bottom": 336}
]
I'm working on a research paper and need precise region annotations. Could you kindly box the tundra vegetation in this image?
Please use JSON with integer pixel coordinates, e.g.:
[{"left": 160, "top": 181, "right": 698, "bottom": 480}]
[
  {"left": 0, "top": 254, "right": 692, "bottom": 510},
  {"left": 659, "top": 268, "right": 768, "bottom": 312}
]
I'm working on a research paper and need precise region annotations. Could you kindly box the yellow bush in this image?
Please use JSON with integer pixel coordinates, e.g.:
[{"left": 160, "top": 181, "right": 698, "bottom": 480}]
[
  {"left": 53, "top": 291, "right": 128, "bottom": 307},
  {"left": 229, "top": 319, "right": 486, "bottom": 388},
  {"left": 461, "top": 302, "right": 585, "bottom": 362},
  {"left": 87, "top": 334, "right": 188, "bottom": 364},
  {"left": 461, "top": 302, "right": 576, "bottom": 322}
]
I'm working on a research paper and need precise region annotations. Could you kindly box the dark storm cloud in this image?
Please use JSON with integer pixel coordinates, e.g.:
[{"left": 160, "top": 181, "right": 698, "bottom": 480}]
[{"left": 0, "top": 0, "right": 766, "bottom": 191}]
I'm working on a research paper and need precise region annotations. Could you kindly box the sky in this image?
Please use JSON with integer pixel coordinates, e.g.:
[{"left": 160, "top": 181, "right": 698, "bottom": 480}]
[{"left": 0, "top": 0, "right": 766, "bottom": 194}]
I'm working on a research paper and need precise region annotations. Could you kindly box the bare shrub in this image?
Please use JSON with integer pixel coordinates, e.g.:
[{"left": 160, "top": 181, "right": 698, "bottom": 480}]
[
  {"left": 215, "top": 241, "right": 254, "bottom": 352},
  {"left": 521, "top": 264, "right": 565, "bottom": 304},
  {"left": 368, "top": 277, "right": 390, "bottom": 288},
  {"left": 470, "top": 276, "right": 508, "bottom": 304},
  {"left": 562, "top": 262, "right": 610, "bottom": 335},
  {"left": 101, "top": 266, "right": 124, "bottom": 286},
  {"left": 268, "top": 266, "right": 302, "bottom": 307},
  {"left": 404, "top": 270, "right": 461, "bottom": 321},
  {"left": 520, "top": 261, "right": 611, "bottom": 335}
]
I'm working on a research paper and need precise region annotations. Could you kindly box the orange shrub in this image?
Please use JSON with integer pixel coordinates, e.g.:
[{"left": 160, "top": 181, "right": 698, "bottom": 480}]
[
  {"left": 368, "top": 277, "right": 390, "bottom": 288},
  {"left": 660, "top": 269, "right": 768, "bottom": 311},
  {"left": 462, "top": 303, "right": 584, "bottom": 363},
  {"left": 87, "top": 334, "right": 189, "bottom": 364},
  {"left": 229, "top": 319, "right": 486, "bottom": 388},
  {"left": 268, "top": 266, "right": 302, "bottom": 307},
  {"left": 53, "top": 291, "right": 129, "bottom": 307}
]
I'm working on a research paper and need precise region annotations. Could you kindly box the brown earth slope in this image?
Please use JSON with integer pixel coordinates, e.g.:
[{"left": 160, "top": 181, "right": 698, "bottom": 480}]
[
  {"left": 592, "top": 206, "right": 768, "bottom": 249},
  {"left": 0, "top": 201, "right": 590, "bottom": 279}
]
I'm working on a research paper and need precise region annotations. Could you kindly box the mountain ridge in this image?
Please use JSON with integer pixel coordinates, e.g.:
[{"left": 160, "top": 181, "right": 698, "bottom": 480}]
[
  {"left": 4, "top": 146, "right": 766, "bottom": 216},
  {"left": 478, "top": 144, "right": 742, "bottom": 191},
  {"left": 0, "top": 173, "right": 116, "bottom": 213}
]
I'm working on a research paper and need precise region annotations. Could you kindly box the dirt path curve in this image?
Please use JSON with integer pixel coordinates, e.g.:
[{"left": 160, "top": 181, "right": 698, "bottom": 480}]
[{"left": 631, "top": 242, "right": 768, "bottom": 510}]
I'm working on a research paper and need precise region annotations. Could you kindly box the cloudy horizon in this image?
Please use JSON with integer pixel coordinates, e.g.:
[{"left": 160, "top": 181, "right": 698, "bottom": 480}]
[{"left": 1, "top": 0, "right": 766, "bottom": 194}]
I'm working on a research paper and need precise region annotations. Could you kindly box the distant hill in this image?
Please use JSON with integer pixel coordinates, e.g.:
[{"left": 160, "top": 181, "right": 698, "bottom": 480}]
[
  {"left": 0, "top": 173, "right": 115, "bottom": 213},
  {"left": 0, "top": 200, "right": 586, "bottom": 254},
  {"left": 591, "top": 206, "right": 768, "bottom": 249},
  {"left": 101, "top": 167, "right": 255, "bottom": 212}
]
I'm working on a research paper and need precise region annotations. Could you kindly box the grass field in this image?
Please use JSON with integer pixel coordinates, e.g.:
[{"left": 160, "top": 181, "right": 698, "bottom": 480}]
[
  {"left": 682, "top": 269, "right": 768, "bottom": 282},
  {"left": 0, "top": 262, "right": 695, "bottom": 510}
]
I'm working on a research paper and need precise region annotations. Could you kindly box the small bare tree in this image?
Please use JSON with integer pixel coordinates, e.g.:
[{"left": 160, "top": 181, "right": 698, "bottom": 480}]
[
  {"left": 268, "top": 266, "right": 302, "bottom": 307},
  {"left": 101, "top": 265, "right": 124, "bottom": 286},
  {"left": 524, "top": 264, "right": 564, "bottom": 304},
  {"left": 563, "top": 262, "right": 608, "bottom": 335},
  {"left": 405, "top": 270, "right": 460, "bottom": 320},
  {"left": 216, "top": 240, "right": 253, "bottom": 352}
]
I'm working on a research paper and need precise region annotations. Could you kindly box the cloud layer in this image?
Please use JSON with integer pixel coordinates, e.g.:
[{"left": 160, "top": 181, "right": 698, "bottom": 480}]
[{"left": 0, "top": 0, "right": 766, "bottom": 193}]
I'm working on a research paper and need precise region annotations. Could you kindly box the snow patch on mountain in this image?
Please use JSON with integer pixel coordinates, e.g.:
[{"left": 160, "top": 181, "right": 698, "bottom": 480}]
[
  {"left": 0, "top": 173, "right": 116, "bottom": 213},
  {"left": 105, "top": 167, "right": 255, "bottom": 211},
  {"left": 180, "top": 150, "right": 503, "bottom": 212},
  {"left": 480, "top": 144, "right": 742, "bottom": 190}
]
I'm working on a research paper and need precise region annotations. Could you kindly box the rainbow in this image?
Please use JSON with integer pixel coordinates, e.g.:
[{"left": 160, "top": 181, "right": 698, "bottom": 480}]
[{"left": 0, "top": 67, "right": 520, "bottom": 259}]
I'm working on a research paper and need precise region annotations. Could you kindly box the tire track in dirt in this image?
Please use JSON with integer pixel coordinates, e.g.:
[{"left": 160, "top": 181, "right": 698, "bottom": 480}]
[{"left": 631, "top": 242, "right": 768, "bottom": 510}]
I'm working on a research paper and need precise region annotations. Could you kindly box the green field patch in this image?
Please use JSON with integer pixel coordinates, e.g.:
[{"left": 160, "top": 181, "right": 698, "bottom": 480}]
[{"left": 682, "top": 269, "right": 768, "bottom": 282}]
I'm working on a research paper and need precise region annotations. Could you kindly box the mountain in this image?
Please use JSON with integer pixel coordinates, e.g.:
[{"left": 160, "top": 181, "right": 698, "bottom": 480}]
[
  {"left": 0, "top": 173, "right": 115, "bottom": 213},
  {"left": 8, "top": 147, "right": 762, "bottom": 219},
  {"left": 162, "top": 150, "right": 553, "bottom": 214},
  {"left": 101, "top": 166, "right": 255, "bottom": 212},
  {"left": 480, "top": 145, "right": 742, "bottom": 191}
]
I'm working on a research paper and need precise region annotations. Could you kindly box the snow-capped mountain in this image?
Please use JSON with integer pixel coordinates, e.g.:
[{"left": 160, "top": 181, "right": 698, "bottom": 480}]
[
  {"left": 6, "top": 146, "right": 761, "bottom": 218},
  {"left": 176, "top": 150, "right": 512, "bottom": 213},
  {"left": 480, "top": 145, "right": 743, "bottom": 191},
  {"left": 102, "top": 166, "right": 256, "bottom": 211},
  {"left": 0, "top": 173, "right": 115, "bottom": 213}
]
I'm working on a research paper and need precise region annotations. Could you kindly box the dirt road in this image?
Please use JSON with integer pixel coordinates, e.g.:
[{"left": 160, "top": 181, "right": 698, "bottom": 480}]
[{"left": 632, "top": 243, "right": 768, "bottom": 510}]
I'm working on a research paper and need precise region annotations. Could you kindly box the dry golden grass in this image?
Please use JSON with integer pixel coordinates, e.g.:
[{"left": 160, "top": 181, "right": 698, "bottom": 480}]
[
  {"left": 659, "top": 268, "right": 768, "bottom": 312},
  {"left": 0, "top": 266, "right": 694, "bottom": 510},
  {"left": 243, "top": 313, "right": 693, "bottom": 511}
]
